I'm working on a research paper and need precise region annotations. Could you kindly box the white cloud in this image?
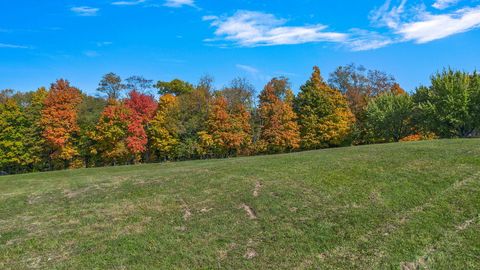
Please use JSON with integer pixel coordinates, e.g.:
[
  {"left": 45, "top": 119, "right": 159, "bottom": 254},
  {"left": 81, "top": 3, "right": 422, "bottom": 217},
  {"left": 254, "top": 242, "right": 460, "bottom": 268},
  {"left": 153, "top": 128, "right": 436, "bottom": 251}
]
[
  {"left": 236, "top": 64, "right": 259, "bottom": 74},
  {"left": 164, "top": 0, "right": 195, "bottom": 8},
  {"left": 346, "top": 29, "right": 395, "bottom": 51},
  {"left": 369, "top": 0, "right": 408, "bottom": 29},
  {"left": 202, "top": 15, "right": 218, "bottom": 21},
  {"left": 203, "top": 10, "right": 348, "bottom": 47},
  {"left": 369, "top": 1, "right": 480, "bottom": 44},
  {"left": 0, "top": 43, "right": 29, "bottom": 49},
  {"left": 112, "top": 0, "right": 146, "bottom": 6},
  {"left": 432, "top": 0, "right": 461, "bottom": 10},
  {"left": 203, "top": 3, "right": 480, "bottom": 51},
  {"left": 71, "top": 6, "right": 99, "bottom": 16},
  {"left": 397, "top": 6, "right": 480, "bottom": 43}
]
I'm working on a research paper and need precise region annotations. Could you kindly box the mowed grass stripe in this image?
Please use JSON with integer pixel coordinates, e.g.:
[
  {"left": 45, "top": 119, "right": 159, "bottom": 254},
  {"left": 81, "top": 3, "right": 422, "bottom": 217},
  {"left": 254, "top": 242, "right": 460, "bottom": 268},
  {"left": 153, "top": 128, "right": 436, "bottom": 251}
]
[{"left": 317, "top": 170, "right": 480, "bottom": 269}]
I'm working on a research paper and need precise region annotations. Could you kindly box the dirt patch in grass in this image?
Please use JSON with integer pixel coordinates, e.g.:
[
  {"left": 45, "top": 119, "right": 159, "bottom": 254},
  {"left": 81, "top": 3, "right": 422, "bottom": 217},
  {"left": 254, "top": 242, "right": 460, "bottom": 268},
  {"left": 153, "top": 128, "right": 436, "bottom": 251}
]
[
  {"left": 200, "top": 207, "right": 213, "bottom": 213},
  {"left": 240, "top": 204, "right": 257, "bottom": 219},
  {"left": 253, "top": 181, "right": 262, "bottom": 197},
  {"left": 244, "top": 248, "right": 257, "bottom": 259},
  {"left": 180, "top": 198, "right": 192, "bottom": 221},
  {"left": 456, "top": 217, "right": 477, "bottom": 231}
]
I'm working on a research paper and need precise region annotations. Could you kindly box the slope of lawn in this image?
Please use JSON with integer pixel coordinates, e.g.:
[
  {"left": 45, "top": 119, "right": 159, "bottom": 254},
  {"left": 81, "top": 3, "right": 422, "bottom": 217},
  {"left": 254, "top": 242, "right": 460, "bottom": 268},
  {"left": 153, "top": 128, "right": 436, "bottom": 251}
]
[{"left": 1, "top": 139, "right": 479, "bottom": 269}]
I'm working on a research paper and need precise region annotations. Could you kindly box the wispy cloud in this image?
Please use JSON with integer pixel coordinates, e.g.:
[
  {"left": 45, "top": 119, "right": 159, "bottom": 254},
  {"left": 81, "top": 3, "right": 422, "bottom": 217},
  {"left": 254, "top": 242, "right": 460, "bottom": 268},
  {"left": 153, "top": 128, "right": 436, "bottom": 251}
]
[
  {"left": 432, "top": 0, "right": 461, "bottom": 10},
  {"left": 346, "top": 29, "right": 394, "bottom": 51},
  {"left": 164, "top": 0, "right": 195, "bottom": 8},
  {"left": 370, "top": 1, "right": 480, "bottom": 44},
  {"left": 71, "top": 6, "right": 99, "bottom": 16},
  {"left": 0, "top": 43, "right": 29, "bottom": 49},
  {"left": 397, "top": 6, "right": 480, "bottom": 43},
  {"left": 112, "top": 0, "right": 146, "bottom": 6},
  {"left": 235, "top": 64, "right": 272, "bottom": 83},
  {"left": 203, "top": 2, "right": 480, "bottom": 51},
  {"left": 369, "top": 0, "right": 407, "bottom": 29},
  {"left": 203, "top": 10, "right": 348, "bottom": 47},
  {"left": 236, "top": 64, "right": 259, "bottom": 74}
]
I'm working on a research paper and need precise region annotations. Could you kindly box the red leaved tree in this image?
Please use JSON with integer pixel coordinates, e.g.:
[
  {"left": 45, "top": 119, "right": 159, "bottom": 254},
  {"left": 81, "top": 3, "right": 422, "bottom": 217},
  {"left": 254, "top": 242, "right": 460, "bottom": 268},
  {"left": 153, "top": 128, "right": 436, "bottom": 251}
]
[{"left": 124, "top": 90, "right": 158, "bottom": 162}]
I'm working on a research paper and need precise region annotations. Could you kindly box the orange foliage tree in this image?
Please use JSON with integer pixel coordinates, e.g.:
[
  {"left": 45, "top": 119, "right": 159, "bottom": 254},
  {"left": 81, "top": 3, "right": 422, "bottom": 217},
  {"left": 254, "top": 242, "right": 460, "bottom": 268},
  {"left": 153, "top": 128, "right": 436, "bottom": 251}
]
[
  {"left": 200, "top": 95, "right": 252, "bottom": 157},
  {"left": 390, "top": 83, "right": 407, "bottom": 95},
  {"left": 41, "top": 79, "right": 83, "bottom": 168},
  {"left": 258, "top": 78, "right": 300, "bottom": 153}
]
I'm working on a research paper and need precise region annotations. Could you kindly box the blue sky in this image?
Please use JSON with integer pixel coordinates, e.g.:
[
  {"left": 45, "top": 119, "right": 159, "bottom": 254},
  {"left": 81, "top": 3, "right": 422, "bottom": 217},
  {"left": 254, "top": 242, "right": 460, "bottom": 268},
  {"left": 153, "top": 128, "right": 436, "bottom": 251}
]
[{"left": 1, "top": 0, "right": 479, "bottom": 95}]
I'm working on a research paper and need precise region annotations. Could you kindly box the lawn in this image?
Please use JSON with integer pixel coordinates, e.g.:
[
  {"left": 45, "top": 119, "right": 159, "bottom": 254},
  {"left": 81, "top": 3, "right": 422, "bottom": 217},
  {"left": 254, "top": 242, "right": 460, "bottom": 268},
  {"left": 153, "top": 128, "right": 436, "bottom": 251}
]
[{"left": 1, "top": 139, "right": 479, "bottom": 269}]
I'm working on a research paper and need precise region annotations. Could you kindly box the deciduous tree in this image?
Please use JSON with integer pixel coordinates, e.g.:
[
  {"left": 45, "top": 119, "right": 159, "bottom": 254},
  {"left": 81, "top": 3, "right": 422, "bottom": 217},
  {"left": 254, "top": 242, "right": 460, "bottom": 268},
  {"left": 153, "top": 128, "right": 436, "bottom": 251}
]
[
  {"left": 149, "top": 94, "right": 180, "bottom": 161},
  {"left": 0, "top": 97, "right": 30, "bottom": 173},
  {"left": 90, "top": 100, "right": 131, "bottom": 165},
  {"left": 365, "top": 93, "right": 414, "bottom": 142},
  {"left": 258, "top": 77, "right": 300, "bottom": 153},
  {"left": 124, "top": 90, "right": 158, "bottom": 162},
  {"left": 97, "top": 72, "right": 125, "bottom": 100},
  {"left": 23, "top": 87, "right": 49, "bottom": 170},
  {"left": 41, "top": 79, "right": 83, "bottom": 168},
  {"left": 203, "top": 95, "right": 252, "bottom": 156},
  {"left": 125, "top": 75, "right": 154, "bottom": 93},
  {"left": 156, "top": 79, "right": 194, "bottom": 96},
  {"left": 413, "top": 69, "right": 480, "bottom": 137},
  {"left": 329, "top": 64, "right": 395, "bottom": 117},
  {"left": 296, "top": 67, "right": 354, "bottom": 149},
  {"left": 220, "top": 77, "right": 255, "bottom": 110}
]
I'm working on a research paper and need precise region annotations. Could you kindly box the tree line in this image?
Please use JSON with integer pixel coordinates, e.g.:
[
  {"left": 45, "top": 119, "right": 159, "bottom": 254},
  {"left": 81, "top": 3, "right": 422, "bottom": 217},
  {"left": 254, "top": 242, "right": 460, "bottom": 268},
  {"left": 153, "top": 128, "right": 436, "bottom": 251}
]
[{"left": 1, "top": 64, "right": 479, "bottom": 174}]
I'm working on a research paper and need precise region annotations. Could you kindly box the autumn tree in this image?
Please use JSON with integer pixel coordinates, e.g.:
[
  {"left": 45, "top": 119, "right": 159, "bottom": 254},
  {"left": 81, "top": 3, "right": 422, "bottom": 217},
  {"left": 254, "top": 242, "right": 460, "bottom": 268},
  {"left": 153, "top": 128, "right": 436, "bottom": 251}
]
[
  {"left": 90, "top": 100, "right": 131, "bottom": 165},
  {"left": 97, "top": 72, "right": 125, "bottom": 100},
  {"left": 200, "top": 94, "right": 252, "bottom": 157},
  {"left": 0, "top": 96, "right": 30, "bottom": 173},
  {"left": 258, "top": 77, "right": 300, "bottom": 153},
  {"left": 390, "top": 83, "right": 406, "bottom": 95},
  {"left": 220, "top": 77, "right": 255, "bottom": 110},
  {"left": 149, "top": 94, "right": 180, "bottom": 161},
  {"left": 23, "top": 87, "right": 49, "bottom": 170},
  {"left": 0, "top": 88, "right": 49, "bottom": 172},
  {"left": 0, "top": 89, "right": 15, "bottom": 104},
  {"left": 90, "top": 90, "right": 157, "bottom": 165},
  {"left": 41, "top": 79, "right": 83, "bottom": 168},
  {"left": 329, "top": 64, "right": 396, "bottom": 117},
  {"left": 295, "top": 67, "right": 354, "bottom": 149},
  {"left": 124, "top": 90, "right": 157, "bottom": 162}
]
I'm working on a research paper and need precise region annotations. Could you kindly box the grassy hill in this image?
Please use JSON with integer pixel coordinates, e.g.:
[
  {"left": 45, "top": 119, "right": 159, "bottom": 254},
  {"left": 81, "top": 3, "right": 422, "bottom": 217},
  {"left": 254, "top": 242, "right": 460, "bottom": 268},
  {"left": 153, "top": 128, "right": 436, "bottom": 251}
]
[{"left": 1, "top": 139, "right": 479, "bottom": 269}]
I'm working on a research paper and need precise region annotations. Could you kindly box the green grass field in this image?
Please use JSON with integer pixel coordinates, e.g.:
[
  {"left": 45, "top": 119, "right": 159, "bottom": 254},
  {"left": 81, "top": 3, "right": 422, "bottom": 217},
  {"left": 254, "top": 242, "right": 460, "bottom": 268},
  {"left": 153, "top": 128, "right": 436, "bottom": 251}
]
[{"left": 1, "top": 139, "right": 479, "bottom": 269}]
